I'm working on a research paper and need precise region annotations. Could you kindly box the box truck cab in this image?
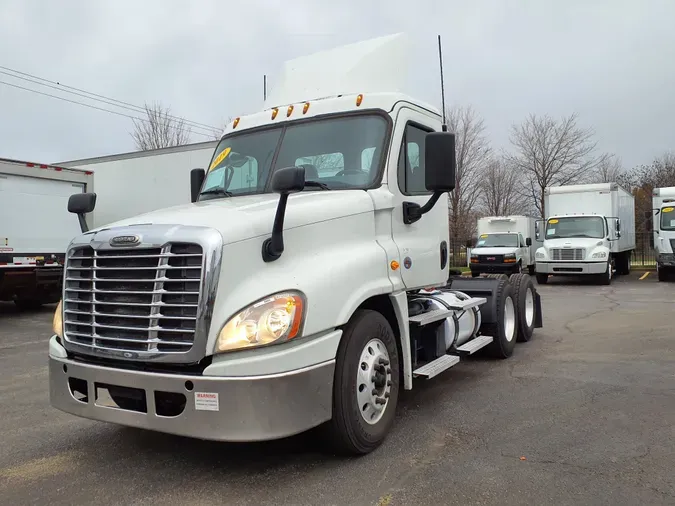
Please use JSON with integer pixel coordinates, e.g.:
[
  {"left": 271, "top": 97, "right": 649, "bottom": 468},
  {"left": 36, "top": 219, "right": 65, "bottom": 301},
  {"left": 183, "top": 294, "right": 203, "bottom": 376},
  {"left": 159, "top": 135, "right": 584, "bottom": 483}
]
[
  {"left": 469, "top": 216, "right": 536, "bottom": 276},
  {"left": 650, "top": 186, "right": 675, "bottom": 282},
  {"left": 535, "top": 183, "right": 635, "bottom": 285}
]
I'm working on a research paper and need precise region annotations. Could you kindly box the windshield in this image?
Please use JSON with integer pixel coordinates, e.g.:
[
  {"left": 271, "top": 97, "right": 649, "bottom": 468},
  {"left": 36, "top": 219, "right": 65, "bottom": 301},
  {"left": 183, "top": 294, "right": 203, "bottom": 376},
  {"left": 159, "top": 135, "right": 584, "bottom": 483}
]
[
  {"left": 660, "top": 206, "right": 675, "bottom": 231},
  {"left": 545, "top": 216, "right": 605, "bottom": 239},
  {"left": 200, "top": 113, "right": 389, "bottom": 198},
  {"left": 475, "top": 233, "right": 519, "bottom": 248}
]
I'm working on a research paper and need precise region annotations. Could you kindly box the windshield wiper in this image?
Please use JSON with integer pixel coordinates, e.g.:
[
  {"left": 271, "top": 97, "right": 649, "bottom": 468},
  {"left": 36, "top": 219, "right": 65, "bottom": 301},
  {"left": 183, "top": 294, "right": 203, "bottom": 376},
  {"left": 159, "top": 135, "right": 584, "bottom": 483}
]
[
  {"left": 200, "top": 188, "right": 233, "bottom": 198},
  {"left": 304, "top": 180, "right": 330, "bottom": 191}
]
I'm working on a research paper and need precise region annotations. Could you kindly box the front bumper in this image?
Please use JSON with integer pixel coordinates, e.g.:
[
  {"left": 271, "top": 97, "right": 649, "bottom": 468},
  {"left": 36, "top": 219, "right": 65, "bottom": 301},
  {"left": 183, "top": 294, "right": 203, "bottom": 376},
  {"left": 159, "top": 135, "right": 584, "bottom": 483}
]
[
  {"left": 536, "top": 261, "right": 607, "bottom": 275},
  {"left": 470, "top": 262, "right": 518, "bottom": 274},
  {"left": 49, "top": 336, "right": 335, "bottom": 442},
  {"left": 656, "top": 253, "right": 675, "bottom": 268}
]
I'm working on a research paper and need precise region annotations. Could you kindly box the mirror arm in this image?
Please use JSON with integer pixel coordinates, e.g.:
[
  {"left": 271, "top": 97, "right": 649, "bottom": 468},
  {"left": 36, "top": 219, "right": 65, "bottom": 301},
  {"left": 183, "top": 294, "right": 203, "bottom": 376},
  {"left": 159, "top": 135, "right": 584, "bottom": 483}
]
[
  {"left": 403, "top": 191, "right": 443, "bottom": 225},
  {"left": 77, "top": 214, "right": 89, "bottom": 233},
  {"left": 262, "top": 193, "right": 290, "bottom": 262}
]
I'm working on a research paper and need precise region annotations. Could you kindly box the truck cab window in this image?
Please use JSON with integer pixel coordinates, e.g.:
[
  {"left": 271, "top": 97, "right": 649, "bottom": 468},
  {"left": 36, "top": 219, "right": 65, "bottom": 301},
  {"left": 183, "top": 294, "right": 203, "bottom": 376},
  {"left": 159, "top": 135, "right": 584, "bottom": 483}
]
[
  {"left": 660, "top": 207, "right": 675, "bottom": 230},
  {"left": 295, "top": 153, "right": 344, "bottom": 178},
  {"left": 398, "top": 124, "right": 431, "bottom": 195}
]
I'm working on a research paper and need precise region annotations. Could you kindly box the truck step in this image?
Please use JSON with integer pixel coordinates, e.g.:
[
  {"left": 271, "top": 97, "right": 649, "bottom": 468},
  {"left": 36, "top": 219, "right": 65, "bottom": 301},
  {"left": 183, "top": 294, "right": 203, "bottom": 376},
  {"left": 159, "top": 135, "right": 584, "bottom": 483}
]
[
  {"left": 454, "top": 334, "right": 493, "bottom": 356},
  {"left": 408, "top": 297, "right": 486, "bottom": 326},
  {"left": 412, "top": 354, "right": 460, "bottom": 379}
]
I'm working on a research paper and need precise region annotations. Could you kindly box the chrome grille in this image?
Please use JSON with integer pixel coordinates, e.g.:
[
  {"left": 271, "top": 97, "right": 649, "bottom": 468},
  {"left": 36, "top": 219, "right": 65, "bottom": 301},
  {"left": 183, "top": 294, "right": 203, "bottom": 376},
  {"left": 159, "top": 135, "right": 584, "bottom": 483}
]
[
  {"left": 550, "top": 248, "right": 585, "bottom": 261},
  {"left": 63, "top": 243, "right": 203, "bottom": 355}
]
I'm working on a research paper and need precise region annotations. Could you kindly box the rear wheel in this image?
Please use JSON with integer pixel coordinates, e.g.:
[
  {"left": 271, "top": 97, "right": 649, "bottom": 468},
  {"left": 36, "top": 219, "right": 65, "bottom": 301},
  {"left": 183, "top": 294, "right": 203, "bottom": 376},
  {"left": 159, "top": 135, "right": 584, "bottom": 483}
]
[
  {"left": 325, "top": 309, "right": 400, "bottom": 455},
  {"left": 486, "top": 273, "right": 510, "bottom": 282},
  {"left": 509, "top": 273, "right": 536, "bottom": 342},
  {"left": 483, "top": 280, "right": 517, "bottom": 359}
]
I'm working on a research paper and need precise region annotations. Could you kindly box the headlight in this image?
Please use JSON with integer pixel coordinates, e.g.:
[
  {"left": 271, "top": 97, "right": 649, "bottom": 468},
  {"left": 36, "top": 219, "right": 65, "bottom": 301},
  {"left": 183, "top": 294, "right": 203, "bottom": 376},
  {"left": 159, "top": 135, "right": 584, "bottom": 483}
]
[
  {"left": 53, "top": 300, "right": 63, "bottom": 338},
  {"left": 504, "top": 253, "right": 516, "bottom": 259},
  {"left": 592, "top": 251, "right": 607, "bottom": 258},
  {"left": 215, "top": 292, "right": 305, "bottom": 353},
  {"left": 535, "top": 251, "right": 545, "bottom": 259}
]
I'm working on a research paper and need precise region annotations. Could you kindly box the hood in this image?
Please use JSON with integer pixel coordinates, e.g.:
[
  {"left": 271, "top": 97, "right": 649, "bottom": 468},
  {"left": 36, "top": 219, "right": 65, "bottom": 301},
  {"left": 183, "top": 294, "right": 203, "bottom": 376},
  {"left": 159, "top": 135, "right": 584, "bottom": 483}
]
[
  {"left": 542, "top": 237, "right": 605, "bottom": 249},
  {"left": 90, "top": 191, "right": 375, "bottom": 245},
  {"left": 471, "top": 246, "right": 519, "bottom": 255}
]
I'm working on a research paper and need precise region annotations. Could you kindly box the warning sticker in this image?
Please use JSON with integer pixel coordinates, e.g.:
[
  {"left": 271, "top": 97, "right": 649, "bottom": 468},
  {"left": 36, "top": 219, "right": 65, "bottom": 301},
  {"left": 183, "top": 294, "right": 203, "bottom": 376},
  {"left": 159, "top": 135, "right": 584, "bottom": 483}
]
[
  {"left": 209, "top": 147, "right": 231, "bottom": 171},
  {"left": 194, "top": 392, "right": 219, "bottom": 411},
  {"left": 0, "top": 247, "right": 13, "bottom": 253}
]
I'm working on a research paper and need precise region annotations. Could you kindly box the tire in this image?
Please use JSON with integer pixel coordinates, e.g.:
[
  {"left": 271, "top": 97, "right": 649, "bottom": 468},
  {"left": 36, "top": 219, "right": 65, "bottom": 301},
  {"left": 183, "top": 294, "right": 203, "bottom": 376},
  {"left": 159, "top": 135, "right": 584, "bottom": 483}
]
[
  {"left": 509, "top": 273, "right": 536, "bottom": 342},
  {"left": 598, "top": 261, "right": 613, "bottom": 285},
  {"left": 13, "top": 299, "right": 44, "bottom": 310},
  {"left": 616, "top": 252, "right": 631, "bottom": 276},
  {"left": 528, "top": 264, "right": 536, "bottom": 276},
  {"left": 325, "top": 309, "right": 400, "bottom": 455},
  {"left": 471, "top": 272, "right": 480, "bottom": 278},
  {"left": 535, "top": 273, "right": 548, "bottom": 285},
  {"left": 657, "top": 265, "right": 668, "bottom": 282},
  {"left": 482, "top": 280, "right": 518, "bottom": 359},
  {"left": 487, "top": 273, "right": 510, "bottom": 282}
]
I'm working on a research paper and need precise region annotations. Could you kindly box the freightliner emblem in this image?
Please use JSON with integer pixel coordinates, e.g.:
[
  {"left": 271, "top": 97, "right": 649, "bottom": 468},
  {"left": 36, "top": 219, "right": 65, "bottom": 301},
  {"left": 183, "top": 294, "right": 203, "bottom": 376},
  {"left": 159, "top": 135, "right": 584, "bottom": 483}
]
[{"left": 109, "top": 234, "right": 141, "bottom": 247}]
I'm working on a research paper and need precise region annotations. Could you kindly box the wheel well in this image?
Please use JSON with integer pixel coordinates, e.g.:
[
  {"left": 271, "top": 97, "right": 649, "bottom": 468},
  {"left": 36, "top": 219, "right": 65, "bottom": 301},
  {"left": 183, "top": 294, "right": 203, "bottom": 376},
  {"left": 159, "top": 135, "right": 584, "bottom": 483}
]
[{"left": 354, "top": 295, "right": 404, "bottom": 380}]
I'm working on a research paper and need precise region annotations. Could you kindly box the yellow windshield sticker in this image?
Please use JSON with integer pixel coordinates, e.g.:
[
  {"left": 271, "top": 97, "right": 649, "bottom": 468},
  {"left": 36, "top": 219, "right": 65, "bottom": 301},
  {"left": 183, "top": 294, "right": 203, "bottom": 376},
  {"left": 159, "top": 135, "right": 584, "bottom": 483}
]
[
  {"left": 663, "top": 207, "right": 674, "bottom": 213},
  {"left": 209, "top": 147, "right": 231, "bottom": 171},
  {"left": 480, "top": 234, "right": 488, "bottom": 238},
  {"left": 549, "top": 219, "right": 559, "bottom": 224}
]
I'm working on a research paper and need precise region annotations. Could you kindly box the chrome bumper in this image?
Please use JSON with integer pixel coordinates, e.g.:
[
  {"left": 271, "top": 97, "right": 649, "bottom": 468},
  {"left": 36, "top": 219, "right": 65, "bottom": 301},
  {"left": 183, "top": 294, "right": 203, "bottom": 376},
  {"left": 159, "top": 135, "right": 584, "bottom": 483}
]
[
  {"left": 49, "top": 337, "right": 335, "bottom": 442},
  {"left": 536, "top": 261, "right": 607, "bottom": 275}
]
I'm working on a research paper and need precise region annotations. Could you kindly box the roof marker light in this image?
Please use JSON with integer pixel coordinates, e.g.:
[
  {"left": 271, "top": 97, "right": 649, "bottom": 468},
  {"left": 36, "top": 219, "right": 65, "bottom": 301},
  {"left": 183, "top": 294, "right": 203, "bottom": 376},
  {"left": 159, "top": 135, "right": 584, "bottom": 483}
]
[
  {"left": 271, "top": 108, "right": 279, "bottom": 120},
  {"left": 356, "top": 94, "right": 364, "bottom": 106},
  {"left": 233, "top": 117, "right": 240, "bottom": 129},
  {"left": 287, "top": 105, "right": 294, "bottom": 117},
  {"left": 303, "top": 102, "right": 310, "bottom": 114}
]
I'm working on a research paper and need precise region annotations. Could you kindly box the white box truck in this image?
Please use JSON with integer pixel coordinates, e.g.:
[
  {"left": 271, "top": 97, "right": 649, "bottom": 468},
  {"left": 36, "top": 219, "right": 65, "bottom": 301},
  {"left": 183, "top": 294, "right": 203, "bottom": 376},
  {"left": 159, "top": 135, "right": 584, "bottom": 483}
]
[
  {"left": 47, "top": 34, "right": 544, "bottom": 455},
  {"left": 535, "top": 183, "right": 635, "bottom": 285},
  {"left": 469, "top": 215, "right": 537, "bottom": 277},
  {"left": 57, "top": 141, "right": 218, "bottom": 229},
  {"left": 0, "top": 157, "right": 93, "bottom": 309},
  {"left": 650, "top": 186, "right": 675, "bottom": 282}
]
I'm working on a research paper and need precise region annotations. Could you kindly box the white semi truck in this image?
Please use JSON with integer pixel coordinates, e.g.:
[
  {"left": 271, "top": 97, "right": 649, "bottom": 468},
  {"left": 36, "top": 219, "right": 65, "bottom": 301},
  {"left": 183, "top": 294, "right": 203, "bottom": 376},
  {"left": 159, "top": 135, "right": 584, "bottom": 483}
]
[
  {"left": 535, "top": 183, "right": 635, "bottom": 285},
  {"left": 48, "top": 34, "right": 543, "bottom": 455},
  {"left": 0, "top": 157, "right": 93, "bottom": 309},
  {"left": 650, "top": 186, "right": 675, "bottom": 282},
  {"left": 469, "top": 215, "right": 537, "bottom": 277}
]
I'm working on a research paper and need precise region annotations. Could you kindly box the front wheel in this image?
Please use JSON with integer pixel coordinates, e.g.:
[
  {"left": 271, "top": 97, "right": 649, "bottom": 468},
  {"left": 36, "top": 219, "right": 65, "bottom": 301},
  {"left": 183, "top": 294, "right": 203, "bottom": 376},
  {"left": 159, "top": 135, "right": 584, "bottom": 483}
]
[
  {"left": 657, "top": 264, "right": 668, "bottom": 282},
  {"left": 598, "top": 261, "right": 613, "bottom": 285},
  {"left": 535, "top": 273, "right": 548, "bottom": 285},
  {"left": 325, "top": 309, "right": 400, "bottom": 455}
]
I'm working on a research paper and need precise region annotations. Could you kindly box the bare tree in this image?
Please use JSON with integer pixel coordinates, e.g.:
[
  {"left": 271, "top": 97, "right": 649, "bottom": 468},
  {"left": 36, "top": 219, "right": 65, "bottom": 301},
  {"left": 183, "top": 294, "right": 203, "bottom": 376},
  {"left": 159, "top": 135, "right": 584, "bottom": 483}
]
[
  {"left": 447, "top": 105, "right": 492, "bottom": 242},
  {"left": 508, "top": 113, "right": 607, "bottom": 218},
  {"left": 480, "top": 156, "right": 526, "bottom": 216},
  {"left": 591, "top": 154, "right": 625, "bottom": 183},
  {"left": 131, "top": 102, "right": 192, "bottom": 150}
]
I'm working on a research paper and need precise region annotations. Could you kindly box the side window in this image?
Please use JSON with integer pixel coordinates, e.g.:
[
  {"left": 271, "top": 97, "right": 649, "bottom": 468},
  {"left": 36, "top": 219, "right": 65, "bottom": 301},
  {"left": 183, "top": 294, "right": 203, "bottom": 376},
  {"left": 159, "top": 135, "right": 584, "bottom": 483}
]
[
  {"left": 398, "top": 123, "right": 431, "bottom": 195},
  {"left": 203, "top": 156, "right": 258, "bottom": 192}
]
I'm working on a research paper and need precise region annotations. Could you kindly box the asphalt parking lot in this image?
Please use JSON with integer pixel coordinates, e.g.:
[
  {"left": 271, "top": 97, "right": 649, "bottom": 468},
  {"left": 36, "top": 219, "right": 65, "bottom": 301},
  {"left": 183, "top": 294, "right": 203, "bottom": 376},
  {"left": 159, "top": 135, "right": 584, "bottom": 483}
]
[{"left": 1, "top": 272, "right": 673, "bottom": 506}]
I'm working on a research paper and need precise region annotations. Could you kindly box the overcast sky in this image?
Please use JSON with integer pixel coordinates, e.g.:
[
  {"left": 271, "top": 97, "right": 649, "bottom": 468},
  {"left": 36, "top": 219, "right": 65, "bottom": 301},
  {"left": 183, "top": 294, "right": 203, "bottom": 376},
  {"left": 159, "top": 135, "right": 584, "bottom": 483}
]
[{"left": 1, "top": 0, "right": 673, "bottom": 168}]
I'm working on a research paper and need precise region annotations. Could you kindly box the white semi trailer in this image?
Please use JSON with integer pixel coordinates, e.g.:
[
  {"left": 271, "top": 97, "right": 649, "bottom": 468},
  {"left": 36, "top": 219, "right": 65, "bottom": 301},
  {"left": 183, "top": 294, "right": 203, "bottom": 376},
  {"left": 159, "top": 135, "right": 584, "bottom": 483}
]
[
  {"left": 57, "top": 141, "right": 217, "bottom": 229},
  {"left": 650, "top": 186, "right": 675, "bottom": 282},
  {"left": 0, "top": 157, "right": 93, "bottom": 309},
  {"left": 47, "top": 34, "right": 543, "bottom": 455},
  {"left": 535, "top": 183, "right": 635, "bottom": 285}
]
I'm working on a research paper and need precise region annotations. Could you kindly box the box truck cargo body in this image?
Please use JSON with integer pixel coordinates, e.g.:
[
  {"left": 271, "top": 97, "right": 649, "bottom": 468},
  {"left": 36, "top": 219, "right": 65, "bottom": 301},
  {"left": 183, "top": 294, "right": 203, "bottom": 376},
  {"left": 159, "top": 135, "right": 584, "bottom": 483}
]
[
  {"left": 58, "top": 141, "right": 217, "bottom": 229},
  {"left": 535, "top": 183, "right": 635, "bottom": 285},
  {"left": 651, "top": 186, "right": 675, "bottom": 282},
  {"left": 0, "top": 158, "right": 93, "bottom": 308},
  {"left": 470, "top": 215, "right": 537, "bottom": 276}
]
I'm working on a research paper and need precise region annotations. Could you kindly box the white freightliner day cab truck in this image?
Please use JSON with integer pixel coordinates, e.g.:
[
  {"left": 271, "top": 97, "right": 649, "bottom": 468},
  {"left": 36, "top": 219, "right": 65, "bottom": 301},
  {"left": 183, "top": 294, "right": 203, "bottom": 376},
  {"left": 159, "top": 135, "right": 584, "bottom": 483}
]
[
  {"left": 469, "top": 215, "right": 537, "bottom": 277},
  {"left": 48, "top": 34, "right": 543, "bottom": 455},
  {"left": 0, "top": 157, "right": 93, "bottom": 309},
  {"left": 535, "top": 183, "right": 635, "bottom": 285},
  {"left": 649, "top": 186, "right": 675, "bottom": 282}
]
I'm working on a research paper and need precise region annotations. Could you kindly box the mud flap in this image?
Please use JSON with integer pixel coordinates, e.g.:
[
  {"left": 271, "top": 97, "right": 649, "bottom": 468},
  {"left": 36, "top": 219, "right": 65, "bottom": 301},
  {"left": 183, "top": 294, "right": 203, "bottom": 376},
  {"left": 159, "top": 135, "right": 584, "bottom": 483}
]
[{"left": 534, "top": 290, "right": 543, "bottom": 328}]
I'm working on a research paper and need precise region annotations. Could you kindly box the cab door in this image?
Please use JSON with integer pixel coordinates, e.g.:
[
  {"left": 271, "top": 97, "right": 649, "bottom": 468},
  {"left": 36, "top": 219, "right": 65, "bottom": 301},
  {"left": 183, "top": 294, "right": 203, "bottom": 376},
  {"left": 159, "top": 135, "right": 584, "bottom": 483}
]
[{"left": 387, "top": 106, "right": 449, "bottom": 289}]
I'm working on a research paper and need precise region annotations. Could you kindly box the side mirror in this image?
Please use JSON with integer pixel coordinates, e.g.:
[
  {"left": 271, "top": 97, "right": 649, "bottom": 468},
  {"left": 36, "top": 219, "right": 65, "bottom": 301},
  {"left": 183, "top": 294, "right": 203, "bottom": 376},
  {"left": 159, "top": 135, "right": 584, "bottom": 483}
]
[
  {"left": 526, "top": 237, "right": 532, "bottom": 246},
  {"left": 68, "top": 192, "right": 97, "bottom": 233},
  {"left": 402, "top": 131, "right": 456, "bottom": 225},
  {"left": 424, "top": 131, "right": 456, "bottom": 192},
  {"left": 190, "top": 168, "right": 206, "bottom": 203},
  {"left": 615, "top": 219, "right": 621, "bottom": 232},
  {"left": 534, "top": 221, "right": 542, "bottom": 241},
  {"left": 262, "top": 166, "right": 306, "bottom": 262}
]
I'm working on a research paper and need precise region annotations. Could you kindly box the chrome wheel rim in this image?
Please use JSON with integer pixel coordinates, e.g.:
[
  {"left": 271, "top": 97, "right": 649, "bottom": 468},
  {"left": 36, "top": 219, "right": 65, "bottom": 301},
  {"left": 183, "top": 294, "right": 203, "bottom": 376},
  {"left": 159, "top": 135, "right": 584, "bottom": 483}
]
[
  {"left": 356, "top": 338, "right": 392, "bottom": 425},
  {"left": 504, "top": 296, "right": 516, "bottom": 342}
]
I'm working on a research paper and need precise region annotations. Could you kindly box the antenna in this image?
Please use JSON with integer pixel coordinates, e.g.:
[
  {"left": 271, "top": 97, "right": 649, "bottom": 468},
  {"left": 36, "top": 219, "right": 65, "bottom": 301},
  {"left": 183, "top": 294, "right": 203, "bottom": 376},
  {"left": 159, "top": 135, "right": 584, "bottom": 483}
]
[
  {"left": 437, "top": 35, "right": 448, "bottom": 132},
  {"left": 263, "top": 74, "right": 267, "bottom": 101}
]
